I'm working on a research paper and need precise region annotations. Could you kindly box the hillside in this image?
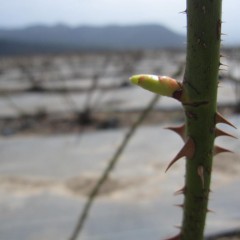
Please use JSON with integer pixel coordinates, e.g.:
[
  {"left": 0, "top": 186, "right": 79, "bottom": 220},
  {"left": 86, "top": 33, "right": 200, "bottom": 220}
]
[{"left": 0, "top": 24, "right": 185, "bottom": 55}]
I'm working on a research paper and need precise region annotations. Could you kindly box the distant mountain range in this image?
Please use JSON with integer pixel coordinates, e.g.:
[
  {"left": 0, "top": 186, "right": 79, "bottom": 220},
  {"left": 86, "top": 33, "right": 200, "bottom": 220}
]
[{"left": 0, "top": 24, "right": 185, "bottom": 55}]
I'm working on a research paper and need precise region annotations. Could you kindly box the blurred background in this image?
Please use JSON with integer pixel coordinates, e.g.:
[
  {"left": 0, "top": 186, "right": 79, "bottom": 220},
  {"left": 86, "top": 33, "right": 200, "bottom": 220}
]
[{"left": 0, "top": 1, "right": 240, "bottom": 240}]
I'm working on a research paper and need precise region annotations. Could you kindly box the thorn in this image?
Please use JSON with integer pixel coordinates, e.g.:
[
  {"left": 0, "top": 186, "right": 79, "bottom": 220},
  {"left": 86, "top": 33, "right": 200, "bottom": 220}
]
[
  {"left": 219, "top": 62, "right": 228, "bottom": 67},
  {"left": 215, "top": 128, "right": 237, "bottom": 139},
  {"left": 165, "top": 138, "right": 195, "bottom": 172},
  {"left": 179, "top": 9, "right": 187, "bottom": 14},
  {"left": 174, "top": 186, "right": 186, "bottom": 195},
  {"left": 164, "top": 233, "right": 181, "bottom": 240},
  {"left": 197, "top": 165, "right": 205, "bottom": 188},
  {"left": 174, "top": 225, "right": 182, "bottom": 230},
  {"left": 175, "top": 204, "right": 184, "bottom": 209},
  {"left": 215, "top": 112, "right": 237, "bottom": 129},
  {"left": 214, "top": 145, "right": 233, "bottom": 155},
  {"left": 207, "top": 209, "right": 216, "bottom": 214},
  {"left": 166, "top": 124, "right": 185, "bottom": 141},
  {"left": 220, "top": 53, "right": 228, "bottom": 58}
]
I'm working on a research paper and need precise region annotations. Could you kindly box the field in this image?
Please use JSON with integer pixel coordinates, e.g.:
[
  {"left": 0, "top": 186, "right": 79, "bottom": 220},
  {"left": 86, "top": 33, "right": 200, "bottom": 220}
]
[{"left": 0, "top": 49, "right": 240, "bottom": 240}]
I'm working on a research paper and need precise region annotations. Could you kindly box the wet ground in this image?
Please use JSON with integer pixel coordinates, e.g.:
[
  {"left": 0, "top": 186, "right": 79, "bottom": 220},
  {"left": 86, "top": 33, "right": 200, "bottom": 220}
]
[
  {"left": 0, "top": 117, "right": 240, "bottom": 240},
  {"left": 0, "top": 50, "right": 240, "bottom": 240}
]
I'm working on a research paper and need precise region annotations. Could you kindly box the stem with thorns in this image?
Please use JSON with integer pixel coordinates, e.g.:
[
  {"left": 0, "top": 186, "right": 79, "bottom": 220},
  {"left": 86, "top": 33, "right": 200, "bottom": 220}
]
[
  {"left": 180, "top": 1, "right": 222, "bottom": 239},
  {"left": 129, "top": 1, "right": 237, "bottom": 240}
]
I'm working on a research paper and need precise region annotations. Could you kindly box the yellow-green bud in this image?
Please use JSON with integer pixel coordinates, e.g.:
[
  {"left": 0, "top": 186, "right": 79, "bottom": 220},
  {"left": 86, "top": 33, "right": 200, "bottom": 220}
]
[{"left": 129, "top": 74, "right": 183, "bottom": 101}]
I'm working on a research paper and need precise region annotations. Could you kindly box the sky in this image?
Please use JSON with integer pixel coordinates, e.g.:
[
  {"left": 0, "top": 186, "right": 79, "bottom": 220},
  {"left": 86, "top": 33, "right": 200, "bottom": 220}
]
[{"left": 1, "top": 0, "right": 240, "bottom": 45}]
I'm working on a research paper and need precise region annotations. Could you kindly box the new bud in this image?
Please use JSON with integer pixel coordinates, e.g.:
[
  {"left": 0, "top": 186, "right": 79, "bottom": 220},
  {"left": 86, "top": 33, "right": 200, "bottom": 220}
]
[{"left": 130, "top": 74, "right": 183, "bottom": 101}]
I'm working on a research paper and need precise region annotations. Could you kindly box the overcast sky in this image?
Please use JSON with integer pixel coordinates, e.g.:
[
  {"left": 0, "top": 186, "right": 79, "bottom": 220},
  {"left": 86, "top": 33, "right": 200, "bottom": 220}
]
[{"left": 1, "top": 0, "right": 239, "bottom": 44}]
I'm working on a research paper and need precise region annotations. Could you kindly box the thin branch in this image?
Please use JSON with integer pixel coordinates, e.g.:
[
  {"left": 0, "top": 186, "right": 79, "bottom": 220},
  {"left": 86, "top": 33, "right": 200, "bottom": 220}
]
[
  {"left": 68, "top": 94, "right": 160, "bottom": 240},
  {"left": 68, "top": 63, "right": 184, "bottom": 240}
]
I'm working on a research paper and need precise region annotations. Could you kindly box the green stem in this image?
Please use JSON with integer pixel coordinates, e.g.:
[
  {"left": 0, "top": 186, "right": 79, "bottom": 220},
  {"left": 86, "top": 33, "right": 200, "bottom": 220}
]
[{"left": 181, "top": 1, "right": 222, "bottom": 239}]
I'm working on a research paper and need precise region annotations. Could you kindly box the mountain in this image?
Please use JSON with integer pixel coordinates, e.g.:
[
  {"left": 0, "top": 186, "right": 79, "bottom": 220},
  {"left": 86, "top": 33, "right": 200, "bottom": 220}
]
[{"left": 0, "top": 24, "right": 185, "bottom": 55}]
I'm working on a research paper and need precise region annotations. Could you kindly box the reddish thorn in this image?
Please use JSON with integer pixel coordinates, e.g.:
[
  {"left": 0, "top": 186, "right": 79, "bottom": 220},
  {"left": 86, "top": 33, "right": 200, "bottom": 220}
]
[
  {"left": 219, "top": 62, "right": 228, "bottom": 67},
  {"left": 174, "top": 204, "right": 184, "bottom": 209},
  {"left": 174, "top": 225, "right": 181, "bottom": 230},
  {"left": 166, "top": 124, "right": 185, "bottom": 141},
  {"left": 174, "top": 186, "right": 186, "bottom": 195},
  {"left": 197, "top": 165, "right": 205, "bottom": 188},
  {"left": 164, "top": 233, "right": 181, "bottom": 240},
  {"left": 215, "top": 112, "right": 237, "bottom": 129},
  {"left": 215, "top": 128, "right": 237, "bottom": 139},
  {"left": 179, "top": 9, "right": 187, "bottom": 14},
  {"left": 165, "top": 138, "right": 195, "bottom": 172},
  {"left": 207, "top": 209, "right": 216, "bottom": 214},
  {"left": 214, "top": 145, "right": 233, "bottom": 155}
]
